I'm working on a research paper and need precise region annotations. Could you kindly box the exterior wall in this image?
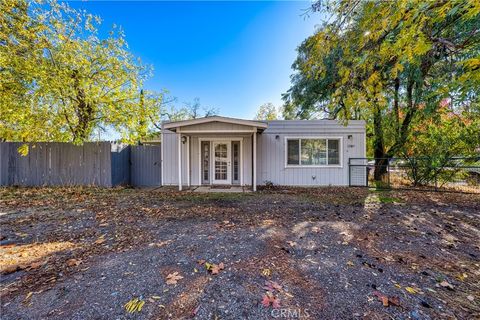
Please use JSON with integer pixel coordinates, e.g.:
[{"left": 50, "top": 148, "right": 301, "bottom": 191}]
[
  {"left": 257, "top": 120, "right": 366, "bottom": 186},
  {"left": 161, "top": 120, "right": 365, "bottom": 187},
  {"left": 162, "top": 129, "right": 253, "bottom": 186}
]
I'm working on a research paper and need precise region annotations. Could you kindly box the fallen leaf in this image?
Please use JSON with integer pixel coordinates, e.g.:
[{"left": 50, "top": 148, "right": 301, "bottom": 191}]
[
  {"left": 94, "top": 237, "right": 105, "bottom": 245},
  {"left": 66, "top": 258, "right": 82, "bottom": 267},
  {"left": 262, "top": 268, "right": 271, "bottom": 277},
  {"left": 264, "top": 280, "right": 282, "bottom": 292},
  {"left": 24, "top": 292, "right": 33, "bottom": 303},
  {"left": 346, "top": 261, "right": 354, "bottom": 267},
  {"left": 372, "top": 291, "right": 401, "bottom": 308},
  {"left": 456, "top": 273, "right": 467, "bottom": 281},
  {"left": 124, "top": 298, "right": 145, "bottom": 313},
  {"left": 405, "top": 287, "right": 417, "bottom": 294},
  {"left": 439, "top": 281, "right": 454, "bottom": 290},
  {"left": 210, "top": 262, "right": 225, "bottom": 275},
  {"left": 166, "top": 271, "right": 183, "bottom": 285},
  {"left": 261, "top": 292, "right": 281, "bottom": 308}
]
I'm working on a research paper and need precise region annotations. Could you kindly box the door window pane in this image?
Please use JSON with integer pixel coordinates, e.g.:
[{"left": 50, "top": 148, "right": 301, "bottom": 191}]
[
  {"left": 232, "top": 142, "right": 239, "bottom": 182},
  {"left": 301, "top": 139, "right": 326, "bottom": 165},
  {"left": 287, "top": 140, "right": 299, "bottom": 165},
  {"left": 201, "top": 141, "right": 210, "bottom": 183},
  {"left": 214, "top": 143, "right": 228, "bottom": 180}
]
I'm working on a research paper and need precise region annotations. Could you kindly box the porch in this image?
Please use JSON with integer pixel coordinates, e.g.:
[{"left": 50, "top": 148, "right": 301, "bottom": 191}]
[{"left": 161, "top": 116, "right": 267, "bottom": 191}]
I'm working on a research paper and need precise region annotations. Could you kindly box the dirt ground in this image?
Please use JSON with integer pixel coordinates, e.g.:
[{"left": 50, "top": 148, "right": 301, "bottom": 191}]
[{"left": 0, "top": 187, "right": 479, "bottom": 320}]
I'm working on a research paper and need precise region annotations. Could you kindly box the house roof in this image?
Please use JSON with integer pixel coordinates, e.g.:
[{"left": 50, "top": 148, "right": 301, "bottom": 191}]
[{"left": 162, "top": 116, "right": 268, "bottom": 132}]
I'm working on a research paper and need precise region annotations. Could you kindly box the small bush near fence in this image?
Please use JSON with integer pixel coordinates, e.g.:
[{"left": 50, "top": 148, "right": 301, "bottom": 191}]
[{"left": 349, "top": 157, "right": 480, "bottom": 194}]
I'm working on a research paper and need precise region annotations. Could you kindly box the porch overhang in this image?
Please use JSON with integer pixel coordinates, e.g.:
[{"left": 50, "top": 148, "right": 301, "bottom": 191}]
[
  {"left": 162, "top": 116, "right": 267, "bottom": 133},
  {"left": 161, "top": 116, "right": 264, "bottom": 192}
]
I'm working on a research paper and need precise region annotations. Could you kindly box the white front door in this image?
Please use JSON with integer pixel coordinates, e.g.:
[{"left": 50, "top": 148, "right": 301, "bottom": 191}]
[{"left": 212, "top": 141, "right": 231, "bottom": 184}]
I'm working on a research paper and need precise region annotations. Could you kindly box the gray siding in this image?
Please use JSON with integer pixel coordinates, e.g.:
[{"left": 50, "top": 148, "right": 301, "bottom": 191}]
[
  {"left": 161, "top": 120, "right": 365, "bottom": 187},
  {"left": 162, "top": 130, "right": 183, "bottom": 185},
  {"left": 131, "top": 145, "right": 162, "bottom": 187},
  {"left": 257, "top": 120, "right": 366, "bottom": 186},
  {"left": 162, "top": 130, "right": 253, "bottom": 186}
]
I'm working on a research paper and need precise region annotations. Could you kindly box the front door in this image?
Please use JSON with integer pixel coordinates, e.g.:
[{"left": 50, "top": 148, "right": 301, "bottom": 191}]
[{"left": 212, "top": 141, "right": 231, "bottom": 184}]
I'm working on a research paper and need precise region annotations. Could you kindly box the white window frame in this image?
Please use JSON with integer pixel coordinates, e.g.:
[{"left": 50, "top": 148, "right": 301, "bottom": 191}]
[{"left": 284, "top": 136, "right": 343, "bottom": 168}]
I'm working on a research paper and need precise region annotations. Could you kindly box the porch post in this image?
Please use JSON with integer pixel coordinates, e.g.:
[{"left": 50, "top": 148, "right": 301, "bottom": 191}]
[
  {"left": 160, "top": 123, "right": 164, "bottom": 186},
  {"left": 187, "top": 136, "right": 191, "bottom": 187},
  {"left": 178, "top": 131, "right": 182, "bottom": 191},
  {"left": 253, "top": 129, "right": 257, "bottom": 191}
]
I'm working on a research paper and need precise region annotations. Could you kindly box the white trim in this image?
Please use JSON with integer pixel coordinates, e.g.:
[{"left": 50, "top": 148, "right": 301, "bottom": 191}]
[
  {"left": 187, "top": 136, "right": 190, "bottom": 187},
  {"left": 253, "top": 130, "right": 257, "bottom": 191},
  {"left": 160, "top": 125, "right": 164, "bottom": 186},
  {"left": 284, "top": 136, "right": 344, "bottom": 169},
  {"left": 212, "top": 141, "right": 231, "bottom": 184},
  {"left": 163, "top": 116, "right": 267, "bottom": 130},
  {"left": 178, "top": 130, "right": 182, "bottom": 191},
  {"left": 240, "top": 139, "right": 244, "bottom": 186},
  {"left": 198, "top": 137, "right": 243, "bottom": 186},
  {"left": 178, "top": 129, "right": 256, "bottom": 134}
]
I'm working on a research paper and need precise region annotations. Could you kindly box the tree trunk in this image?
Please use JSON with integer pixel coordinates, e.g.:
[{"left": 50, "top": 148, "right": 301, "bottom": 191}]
[{"left": 373, "top": 104, "right": 388, "bottom": 180}]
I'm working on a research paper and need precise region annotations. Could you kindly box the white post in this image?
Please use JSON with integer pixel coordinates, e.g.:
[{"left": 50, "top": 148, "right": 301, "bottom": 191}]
[
  {"left": 160, "top": 123, "right": 164, "bottom": 186},
  {"left": 178, "top": 132, "right": 182, "bottom": 191},
  {"left": 187, "top": 136, "right": 191, "bottom": 187},
  {"left": 253, "top": 130, "right": 257, "bottom": 191},
  {"left": 240, "top": 139, "right": 244, "bottom": 186}
]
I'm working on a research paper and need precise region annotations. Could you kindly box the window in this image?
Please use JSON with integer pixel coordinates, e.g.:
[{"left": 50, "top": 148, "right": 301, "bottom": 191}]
[
  {"left": 286, "top": 138, "right": 341, "bottom": 166},
  {"left": 232, "top": 141, "right": 240, "bottom": 182},
  {"left": 201, "top": 141, "right": 210, "bottom": 183}
]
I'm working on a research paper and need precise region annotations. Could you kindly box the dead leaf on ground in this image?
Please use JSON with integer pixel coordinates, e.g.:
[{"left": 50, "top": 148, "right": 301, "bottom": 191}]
[
  {"left": 262, "top": 268, "right": 271, "bottom": 277},
  {"left": 66, "top": 258, "right": 82, "bottom": 267},
  {"left": 264, "top": 280, "right": 282, "bottom": 292},
  {"left": 261, "top": 292, "right": 280, "bottom": 308},
  {"left": 202, "top": 261, "right": 225, "bottom": 275},
  {"left": 166, "top": 271, "right": 183, "bottom": 285},
  {"left": 439, "top": 281, "right": 454, "bottom": 290},
  {"left": 372, "top": 291, "right": 401, "bottom": 307}
]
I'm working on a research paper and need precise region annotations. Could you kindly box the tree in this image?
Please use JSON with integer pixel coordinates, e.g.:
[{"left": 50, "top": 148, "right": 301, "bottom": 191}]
[
  {"left": 284, "top": 0, "right": 480, "bottom": 179},
  {"left": 254, "top": 103, "right": 280, "bottom": 120},
  {"left": 184, "top": 97, "right": 219, "bottom": 119},
  {"left": 0, "top": 0, "right": 159, "bottom": 144}
]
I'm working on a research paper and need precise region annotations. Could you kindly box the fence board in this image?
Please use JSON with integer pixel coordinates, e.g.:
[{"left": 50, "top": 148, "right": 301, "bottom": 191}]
[
  {"left": 0, "top": 142, "right": 162, "bottom": 188},
  {"left": 131, "top": 145, "right": 162, "bottom": 187}
]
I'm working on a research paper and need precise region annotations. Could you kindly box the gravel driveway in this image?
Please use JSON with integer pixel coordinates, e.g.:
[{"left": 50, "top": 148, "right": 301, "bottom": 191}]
[{"left": 1, "top": 187, "right": 479, "bottom": 319}]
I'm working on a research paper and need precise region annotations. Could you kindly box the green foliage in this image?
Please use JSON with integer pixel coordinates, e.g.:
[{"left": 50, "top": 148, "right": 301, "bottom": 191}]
[
  {"left": 402, "top": 106, "right": 480, "bottom": 186},
  {"left": 254, "top": 103, "right": 280, "bottom": 120},
  {"left": 284, "top": 0, "right": 480, "bottom": 169},
  {"left": 0, "top": 0, "right": 160, "bottom": 144}
]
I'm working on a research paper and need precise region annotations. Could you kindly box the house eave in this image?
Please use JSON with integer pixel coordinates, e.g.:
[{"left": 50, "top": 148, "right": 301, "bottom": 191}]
[{"left": 162, "top": 116, "right": 267, "bottom": 132}]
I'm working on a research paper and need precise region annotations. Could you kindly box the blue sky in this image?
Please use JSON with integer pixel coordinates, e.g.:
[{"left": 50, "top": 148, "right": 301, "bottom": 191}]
[{"left": 67, "top": 1, "right": 319, "bottom": 119}]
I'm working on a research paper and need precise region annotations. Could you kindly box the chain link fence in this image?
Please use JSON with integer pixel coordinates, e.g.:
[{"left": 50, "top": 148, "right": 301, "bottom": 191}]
[{"left": 349, "top": 157, "right": 480, "bottom": 194}]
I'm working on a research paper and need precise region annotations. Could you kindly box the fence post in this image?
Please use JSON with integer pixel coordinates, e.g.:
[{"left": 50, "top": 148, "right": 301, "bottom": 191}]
[
  {"left": 348, "top": 158, "right": 351, "bottom": 186},
  {"left": 387, "top": 158, "right": 391, "bottom": 189}
]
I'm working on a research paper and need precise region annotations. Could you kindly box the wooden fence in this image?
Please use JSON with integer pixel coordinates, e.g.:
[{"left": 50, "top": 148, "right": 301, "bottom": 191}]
[{"left": 0, "top": 142, "right": 162, "bottom": 187}]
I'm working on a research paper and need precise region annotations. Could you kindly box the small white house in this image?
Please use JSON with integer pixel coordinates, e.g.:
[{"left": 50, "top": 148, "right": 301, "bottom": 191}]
[{"left": 161, "top": 116, "right": 366, "bottom": 191}]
